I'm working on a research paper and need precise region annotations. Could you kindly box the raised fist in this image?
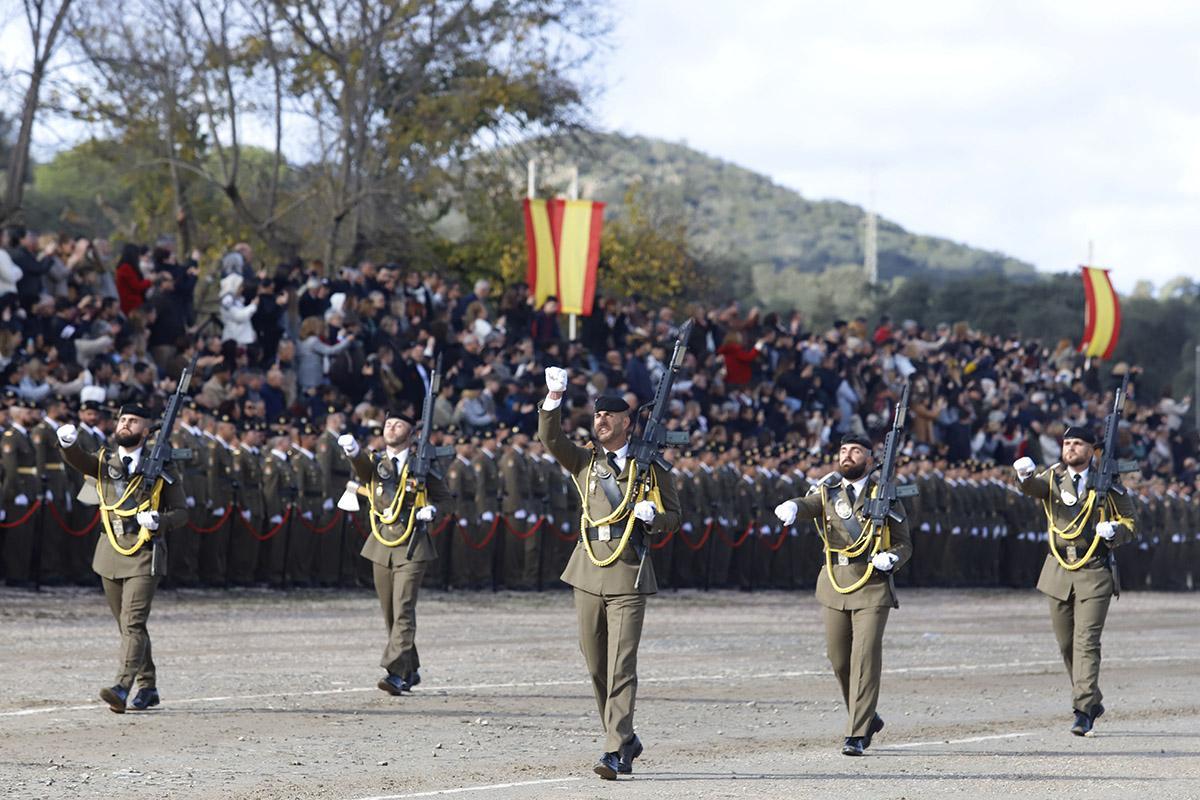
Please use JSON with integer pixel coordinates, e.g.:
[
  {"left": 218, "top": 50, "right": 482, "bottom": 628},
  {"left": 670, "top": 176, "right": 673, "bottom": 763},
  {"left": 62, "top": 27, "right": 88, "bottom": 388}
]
[
  {"left": 545, "top": 366, "right": 568, "bottom": 393},
  {"left": 1013, "top": 457, "right": 1035, "bottom": 480},
  {"left": 774, "top": 501, "right": 798, "bottom": 526},
  {"left": 338, "top": 434, "right": 359, "bottom": 457},
  {"left": 57, "top": 424, "right": 78, "bottom": 447}
]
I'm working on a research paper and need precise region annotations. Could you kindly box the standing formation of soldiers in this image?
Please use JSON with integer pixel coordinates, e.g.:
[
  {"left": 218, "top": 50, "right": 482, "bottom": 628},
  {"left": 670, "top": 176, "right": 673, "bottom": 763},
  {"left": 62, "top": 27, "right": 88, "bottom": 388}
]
[{"left": 1, "top": 397, "right": 1196, "bottom": 593}]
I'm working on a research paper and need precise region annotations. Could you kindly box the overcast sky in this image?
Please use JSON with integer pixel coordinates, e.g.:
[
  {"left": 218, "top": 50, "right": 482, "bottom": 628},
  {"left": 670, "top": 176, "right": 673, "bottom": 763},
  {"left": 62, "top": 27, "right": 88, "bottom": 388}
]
[
  {"left": 4, "top": 0, "right": 1200, "bottom": 292},
  {"left": 597, "top": 0, "right": 1200, "bottom": 292}
]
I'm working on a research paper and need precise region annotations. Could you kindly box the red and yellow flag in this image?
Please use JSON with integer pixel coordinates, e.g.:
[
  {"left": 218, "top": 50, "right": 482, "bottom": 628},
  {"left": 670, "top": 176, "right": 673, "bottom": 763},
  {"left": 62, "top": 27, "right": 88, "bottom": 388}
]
[
  {"left": 522, "top": 197, "right": 605, "bottom": 315},
  {"left": 1079, "top": 266, "right": 1121, "bottom": 359},
  {"left": 522, "top": 198, "right": 557, "bottom": 308}
]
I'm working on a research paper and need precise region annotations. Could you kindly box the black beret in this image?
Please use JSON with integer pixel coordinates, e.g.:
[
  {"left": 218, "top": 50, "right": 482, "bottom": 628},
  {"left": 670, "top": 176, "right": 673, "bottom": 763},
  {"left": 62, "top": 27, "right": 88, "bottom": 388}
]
[
  {"left": 81, "top": 400, "right": 106, "bottom": 413},
  {"left": 593, "top": 395, "right": 630, "bottom": 414},
  {"left": 1062, "top": 426, "right": 1097, "bottom": 445},
  {"left": 385, "top": 409, "right": 416, "bottom": 425},
  {"left": 118, "top": 403, "right": 152, "bottom": 419},
  {"left": 840, "top": 433, "right": 873, "bottom": 450}
]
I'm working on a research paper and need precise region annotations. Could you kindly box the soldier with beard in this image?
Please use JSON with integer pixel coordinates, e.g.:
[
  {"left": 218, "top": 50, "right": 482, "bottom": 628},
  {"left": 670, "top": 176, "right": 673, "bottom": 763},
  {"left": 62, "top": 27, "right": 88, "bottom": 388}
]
[
  {"left": 775, "top": 433, "right": 912, "bottom": 756},
  {"left": 57, "top": 405, "right": 187, "bottom": 713},
  {"left": 538, "top": 366, "right": 681, "bottom": 781},
  {"left": 1014, "top": 426, "right": 1137, "bottom": 736},
  {"left": 338, "top": 409, "right": 450, "bottom": 696}
]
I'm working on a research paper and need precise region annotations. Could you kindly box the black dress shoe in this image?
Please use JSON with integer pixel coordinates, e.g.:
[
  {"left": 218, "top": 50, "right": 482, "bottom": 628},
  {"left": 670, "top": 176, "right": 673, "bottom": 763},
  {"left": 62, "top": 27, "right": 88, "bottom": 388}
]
[
  {"left": 99, "top": 685, "right": 128, "bottom": 714},
  {"left": 377, "top": 673, "right": 409, "bottom": 696},
  {"left": 404, "top": 670, "right": 421, "bottom": 690},
  {"left": 863, "top": 714, "right": 884, "bottom": 749},
  {"left": 1070, "top": 710, "right": 1093, "bottom": 736},
  {"left": 593, "top": 752, "right": 619, "bottom": 780},
  {"left": 1091, "top": 703, "right": 1105, "bottom": 723},
  {"left": 842, "top": 737, "right": 865, "bottom": 756},
  {"left": 617, "top": 734, "right": 643, "bottom": 774},
  {"left": 129, "top": 688, "right": 160, "bottom": 711}
]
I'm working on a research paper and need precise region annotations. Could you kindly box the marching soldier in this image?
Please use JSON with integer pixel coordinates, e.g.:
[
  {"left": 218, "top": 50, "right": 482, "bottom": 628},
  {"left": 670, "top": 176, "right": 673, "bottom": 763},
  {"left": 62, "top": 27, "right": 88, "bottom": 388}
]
[
  {"left": 1014, "top": 425, "right": 1137, "bottom": 736},
  {"left": 539, "top": 367, "right": 681, "bottom": 780},
  {"left": 57, "top": 404, "right": 187, "bottom": 712},
  {"left": 338, "top": 410, "right": 450, "bottom": 695},
  {"left": 775, "top": 433, "right": 912, "bottom": 756}
]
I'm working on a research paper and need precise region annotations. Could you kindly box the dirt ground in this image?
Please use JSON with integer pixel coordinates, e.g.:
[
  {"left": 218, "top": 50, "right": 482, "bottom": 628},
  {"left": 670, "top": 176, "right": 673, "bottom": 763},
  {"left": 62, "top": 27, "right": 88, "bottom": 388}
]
[{"left": 1, "top": 585, "right": 1197, "bottom": 800}]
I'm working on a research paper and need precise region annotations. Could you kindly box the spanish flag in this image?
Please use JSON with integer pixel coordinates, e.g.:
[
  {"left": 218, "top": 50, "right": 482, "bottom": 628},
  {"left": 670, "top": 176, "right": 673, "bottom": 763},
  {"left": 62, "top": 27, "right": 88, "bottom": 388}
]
[
  {"left": 522, "top": 198, "right": 557, "bottom": 308},
  {"left": 522, "top": 197, "right": 605, "bottom": 315},
  {"left": 1080, "top": 266, "right": 1121, "bottom": 359}
]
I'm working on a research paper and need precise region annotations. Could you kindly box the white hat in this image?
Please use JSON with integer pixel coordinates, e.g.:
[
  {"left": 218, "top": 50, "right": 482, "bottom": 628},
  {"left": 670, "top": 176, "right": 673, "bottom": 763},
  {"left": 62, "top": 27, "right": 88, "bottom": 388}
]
[{"left": 81, "top": 385, "right": 106, "bottom": 404}]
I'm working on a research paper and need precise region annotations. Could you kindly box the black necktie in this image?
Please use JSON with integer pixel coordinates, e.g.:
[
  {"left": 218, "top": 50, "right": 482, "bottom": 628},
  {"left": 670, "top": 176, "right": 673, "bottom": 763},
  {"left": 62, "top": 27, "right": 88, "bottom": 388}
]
[
  {"left": 845, "top": 483, "right": 857, "bottom": 505},
  {"left": 122, "top": 456, "right": 133, "bottom": 475},
  {"left": 607, "top": 452, "right": 619, "bottom": 473},
  {"left": 392, "top": 456, "right": 401, "bottom": 476},
  {"left": 1072, "top": 474, "right": 1081, "bottom": 495}
]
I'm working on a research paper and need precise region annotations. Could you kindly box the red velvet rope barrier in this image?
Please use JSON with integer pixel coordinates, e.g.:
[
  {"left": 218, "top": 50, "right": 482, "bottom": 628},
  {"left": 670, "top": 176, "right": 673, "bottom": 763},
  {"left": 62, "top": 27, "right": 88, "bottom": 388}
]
[
  {"left": 0, "top": 500, "right": 42, "bottom": 528},
  {"left": 503, "top": 515, "right": 544, "bottom": 540},
  {"left": 677, "top": 520, "right": 713, "bottom": 551},
  {"left": 188, "top": 505, "right": 235, "bottom": 534},
  {"left": 460, "top": 514, "right": 502, "bottom": 550},
  {"left": 649, "top": 528, "right": 675, "bottom": 550},
  {"left": 46, "top": 503, "right": 100, "bottom": 537},
  {"left": 428, "top": 513, "right": 455, "bottom": 539},
  {"left": 294, "top": 509, "right": 343, "bottom": 534},
  {"left": 237, "top": 506, "right": 291, "bottom": 541},
  {"left": 717, "top": 520, "right": 754, "bottom": 549},
  {"left": 762, "top": 527, "right": 789, "bottom": 552},
  {"left": 552, "top": 523, "right": 579, "bottom": 542}
]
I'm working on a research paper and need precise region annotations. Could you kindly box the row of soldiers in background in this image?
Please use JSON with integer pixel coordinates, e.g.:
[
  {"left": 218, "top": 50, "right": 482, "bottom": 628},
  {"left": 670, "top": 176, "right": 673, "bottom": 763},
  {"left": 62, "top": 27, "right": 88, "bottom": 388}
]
[{"left": 2, "top": 395, "right": 1198, "bottom": 593}]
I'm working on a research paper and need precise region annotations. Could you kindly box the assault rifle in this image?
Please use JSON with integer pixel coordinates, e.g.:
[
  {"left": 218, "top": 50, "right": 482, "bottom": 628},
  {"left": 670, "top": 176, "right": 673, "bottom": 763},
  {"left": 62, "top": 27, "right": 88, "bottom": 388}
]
[
  {"left": 1093, "top": 372, "right": 1139, "bottom": 596},
  {"left": 141, "top": 319, "right": 213, "bottom": 493},
  {"left": 406, "top": 354, "right": 454, "bottom": 560},
  {"left": 863, "top": 381, "right": 919, "bottom": 608},
  {"left": 630, "top": 319, "right": 693, "bottom": 588}
]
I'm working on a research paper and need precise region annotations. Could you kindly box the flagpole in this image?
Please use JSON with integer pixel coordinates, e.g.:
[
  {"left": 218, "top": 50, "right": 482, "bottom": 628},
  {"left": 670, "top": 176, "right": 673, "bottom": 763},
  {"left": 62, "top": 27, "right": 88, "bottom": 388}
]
[
  {"left": 567, "top": 165, "right": 579, "bottom": 342},
  {"left": 527, "top": 159, "right": 535, "bottom": 200}
]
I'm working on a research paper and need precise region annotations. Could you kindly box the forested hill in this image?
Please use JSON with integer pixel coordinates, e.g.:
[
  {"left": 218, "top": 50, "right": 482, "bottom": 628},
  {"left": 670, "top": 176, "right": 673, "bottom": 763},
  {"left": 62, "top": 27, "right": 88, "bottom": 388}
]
[{"left": 532, "top": 131, "right": 1036, "bottom": 282}]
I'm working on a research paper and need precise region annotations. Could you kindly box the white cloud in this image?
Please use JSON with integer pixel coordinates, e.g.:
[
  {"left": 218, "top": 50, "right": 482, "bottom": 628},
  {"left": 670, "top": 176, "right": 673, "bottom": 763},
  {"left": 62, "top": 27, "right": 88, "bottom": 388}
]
[{"left": 598, "top": 0, "right": 1200, "bottom": 291}]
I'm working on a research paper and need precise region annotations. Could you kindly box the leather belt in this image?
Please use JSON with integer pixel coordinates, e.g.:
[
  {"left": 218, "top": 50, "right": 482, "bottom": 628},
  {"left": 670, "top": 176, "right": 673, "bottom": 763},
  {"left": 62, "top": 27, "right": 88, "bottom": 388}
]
[{"left": 584, "top": 525, "right": 643, "bottom": 544}]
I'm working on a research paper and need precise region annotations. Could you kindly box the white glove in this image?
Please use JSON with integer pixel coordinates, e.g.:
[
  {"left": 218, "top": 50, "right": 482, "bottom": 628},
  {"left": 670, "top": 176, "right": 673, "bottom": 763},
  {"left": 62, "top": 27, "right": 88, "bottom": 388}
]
[
  {"left": 704, "top": 516, "right": 713, "bottom": 526},
  {"left": 759, "top": 524, "right": 771, "bottom": 535},
  {"left": 514, "top": 509, "right": 527, "bottom": 520},
  {"left": 269, "top": 514, "right": 282, "bottom": 525},
  {"left": 482, "top": 511, "right": 495, "bottom": 522},
  {"left": 525, "top": 509, "right": 537, "bottom": 521},
  {"left": 0, "top": 510, "right": 5, "bottom": 521},
  {"left": 337, "top": 434, "right": 359, "bottom": 457},
  {"left": 322, "top": 498, "right": 334, "bottom": 511},
  {"left": 241, "top": 509, "right": 252, "bottom": 521},
  {"left": 683, "top": 522, "right": 694, "bottom": 532},
  {"left": 1097, "top": 521, "right": 1118, "bottom": 540},
  {"left": 871, "top": 552, "right": 899, "bottom": 571},
  {"left": 775, "top": 501, "right": 798, "bottom": 526},
  {"left": 633, "top": 500, "right": 657, "bottom": 523},
  {"left": 57, "top": 424, "right": 78, "bottom": 447},
  {"left": 1013, "top": 457, "right": 1036, "bottom": 480},
  {"left": 136, "top": 510, "right": 160, "bottom": 531},
  {"left": 416, "top": 505, "right": 436, "bottom": 522},
  {"left": 212, "top": 506, "right": 225, "bottom": 517},
  {"left": 44, "top": 490, "right": 54, "bottom": 502},
  {"left": 458, "top": 518, "right": 468, "bottom": 527},
  {"left": 561, "top": 521, "right": 570, "bottom": 532},
  {"left": 186, "top": 496, "right": 196, "bottom": 508},
  {"left": 14, "top": 494, "right": 28, "bottom": 507},
  {"left": 302, "top": 510, "right": 313, "bottom": 520},
  {"left": 545, "top": 366, "right": 568, "bottom": 392}
]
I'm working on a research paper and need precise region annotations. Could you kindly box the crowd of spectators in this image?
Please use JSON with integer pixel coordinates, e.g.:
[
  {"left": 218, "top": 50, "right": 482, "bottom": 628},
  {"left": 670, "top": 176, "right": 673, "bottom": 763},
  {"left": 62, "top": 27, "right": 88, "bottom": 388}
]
[{"left": 2, "top": 225, "right": 1196, "bottom": 495}]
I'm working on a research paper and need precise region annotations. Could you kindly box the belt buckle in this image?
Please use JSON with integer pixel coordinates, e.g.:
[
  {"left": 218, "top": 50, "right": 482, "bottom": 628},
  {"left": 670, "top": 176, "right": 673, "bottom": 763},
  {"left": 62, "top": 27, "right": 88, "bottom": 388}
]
[
  {"left": 1066, "top": 545, "right": 1077, "bottom": 562},
  {"left": 597, "top": 524, "right": 611, "bottom": 542},
  {"left": 837, "top": 553, "right": 849, "bottom": 567}
]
